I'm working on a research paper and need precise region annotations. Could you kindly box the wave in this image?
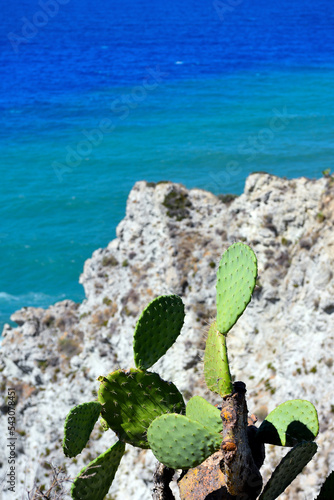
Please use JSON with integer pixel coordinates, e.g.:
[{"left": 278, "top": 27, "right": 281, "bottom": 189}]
[{"left": 0, "top": 291, "right": 66, "bottom": 303}]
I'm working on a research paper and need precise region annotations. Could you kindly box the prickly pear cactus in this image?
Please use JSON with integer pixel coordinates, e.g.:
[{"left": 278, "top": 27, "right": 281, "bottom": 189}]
[
  {"left": 186, "top": 395, "right": 223, "bottom": 434},
  {"left": 62, "top": 242, "right": 320, "bottom": 500},
  {"left": 133, "top": 294, "right": 185, "bottom": 369},
  {"left": 63, "top": 293, "right": 186, "bottom": 499},
  {"left": 203, "top": 321, "right": 233, "bottom": 396},
  {"left": 259, "top": 441, "right": 318, "bottom": 500},
  {"left": 63, "top": 401, "right": 102, "bottom": 457},
  {"left": 98, "top": 368, "right": 185, "bottom": 448},
  {"left": 216, "top": 242, "right": 257, "bottom": 335},
  {"left": 71, "top": 440, "right": 125, "bottom": 500},
  {"left": 256, "top": 399, "right": 319, "bottom": 446},
  {"left": 147, "top": 413, "right": 222, "bottom": 469}
]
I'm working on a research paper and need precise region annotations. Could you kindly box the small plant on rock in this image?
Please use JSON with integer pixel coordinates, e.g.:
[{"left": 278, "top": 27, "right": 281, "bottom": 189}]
[{"left": 63, "top": 242, "right": 329, "bottom": 500}]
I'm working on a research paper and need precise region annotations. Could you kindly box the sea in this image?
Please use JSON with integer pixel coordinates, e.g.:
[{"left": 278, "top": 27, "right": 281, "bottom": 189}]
[{"left": 1, "top": 0, "right": 334, "bottom": 332}]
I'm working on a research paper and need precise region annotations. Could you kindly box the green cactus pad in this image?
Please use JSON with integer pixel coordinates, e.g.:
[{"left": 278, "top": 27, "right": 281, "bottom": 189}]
[
  {"left": 99, "top": 416, "right": 109, "bottom": 431},
  {"left": 63, "top": 401, "right": 102, "bottom": 458},
  {"left": 204, "top": 321, "right": 233, "bottom": 396},
  {"left": 256, "top": 399, "right": 319, "bottom": 446},
  {"left": 147, "top": 413, "right": 222, "bottom": 469},
  {"left": 316, "top": 470, "right": 334, "bottom": 500},
  {"left": 71, "top": 440, "right": 125, "bottom": 500},
  {"left": 259, "top": 441, "right": 317, "bottom": 500},
  {"left": 216, "top": 242, "right": 257, "bottom": 335},
  {"left": 133, "top": 295, "right": 185, "bottom": 370},
  {"left": 186, "top": 396, "right": 223, "bottom": 434},
  {"left": 98, "top": 368, "right": 185, "bottom": 448}
]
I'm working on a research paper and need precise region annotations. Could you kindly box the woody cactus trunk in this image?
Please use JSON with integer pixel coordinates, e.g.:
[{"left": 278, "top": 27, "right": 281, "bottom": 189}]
[{"left": 63, "top": 243, "right": 321, "bottom": 500}]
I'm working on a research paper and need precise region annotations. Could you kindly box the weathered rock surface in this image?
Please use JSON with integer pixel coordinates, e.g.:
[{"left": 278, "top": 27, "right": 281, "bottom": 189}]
[{"left": 1, "top": 173, "right": 333, "bottom": 499}]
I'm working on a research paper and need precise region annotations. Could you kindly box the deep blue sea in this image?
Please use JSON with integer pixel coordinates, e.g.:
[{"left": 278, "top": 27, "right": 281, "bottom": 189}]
[{"left": 1, "top": 0, "right": 334, "bottom": 331}]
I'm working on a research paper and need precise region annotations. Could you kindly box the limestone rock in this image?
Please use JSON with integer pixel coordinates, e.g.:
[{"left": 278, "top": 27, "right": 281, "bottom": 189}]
[{"left": 0, "top": 173, "right": 333, "bottom": 499}]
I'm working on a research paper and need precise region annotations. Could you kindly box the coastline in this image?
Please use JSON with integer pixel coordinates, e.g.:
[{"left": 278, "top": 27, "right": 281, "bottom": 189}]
[
  {"left": 2, "top": 67, "right": 334, "bottom": 333},
  {"left": 1, "top": 173, "right": 334, "bottom": 499}
]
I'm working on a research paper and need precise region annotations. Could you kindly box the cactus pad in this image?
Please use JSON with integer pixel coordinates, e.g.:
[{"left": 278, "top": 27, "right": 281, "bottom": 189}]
[
  {"left": 99, "top": 416, "right": 109, "bottom": 431},
  {"left": 71, "top": 440, "right": 125, "bottom": 500},
  {"left": 256, "top": 399, "right": 319, "bottom": 446},
  {"left": 147, "top": 413, "right": 222, "bottom": 469},
  {"left": 63, "top": 401, "right": 102, "bottom": 458},
  {"left": 216, "top": 242, "right": 257, "bottom": 334},
  {"left": 316, "top": 470, "right": 334, "bottom": 500},
  {"left": 259, "top": 441, "right": 317, "bottom": 500},
  {"left": 98, "top": 368, "right": 185, "bottom": 448},
  {"left": 133, "top": 295, "right": 185, "bottom": 369},
  {"left": 204, "top": 321, "right": 233, "bottom": 396},
  {"left": 186, "top": 396, "right": 223, "bottom": 434}
]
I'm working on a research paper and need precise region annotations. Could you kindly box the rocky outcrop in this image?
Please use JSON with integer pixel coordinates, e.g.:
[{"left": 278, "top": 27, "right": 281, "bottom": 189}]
[{"left": 1, "top": 173, "right": 333, "bottom": 499}]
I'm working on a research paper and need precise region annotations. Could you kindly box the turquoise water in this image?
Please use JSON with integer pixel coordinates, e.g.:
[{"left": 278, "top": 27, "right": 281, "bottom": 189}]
[
  {"left": 1, "top": 0, "right": 334, "bottom": 330},
  {"left": 1, "top": 69, "right": 333, "bottom": 331}
]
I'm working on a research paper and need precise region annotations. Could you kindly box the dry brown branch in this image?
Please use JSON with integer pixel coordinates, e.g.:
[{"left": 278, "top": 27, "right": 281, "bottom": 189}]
[{"left": 26, "top": 463, "right": 72, "bottom": 500}]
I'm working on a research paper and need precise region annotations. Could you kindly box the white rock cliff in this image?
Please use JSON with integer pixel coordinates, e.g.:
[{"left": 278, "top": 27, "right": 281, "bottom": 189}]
[{"left": 0, "top": 173, "right": 333, "bottom": 499}]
